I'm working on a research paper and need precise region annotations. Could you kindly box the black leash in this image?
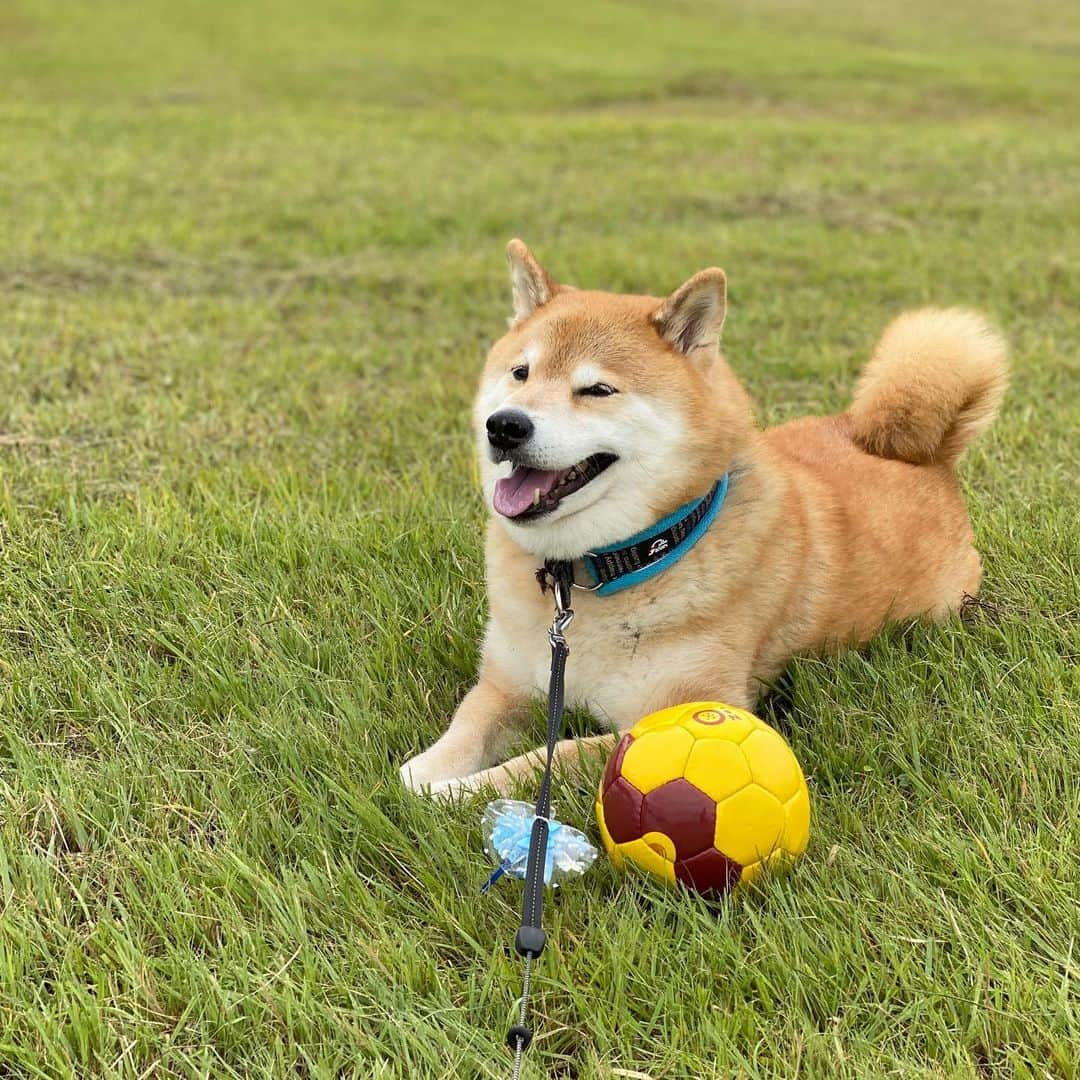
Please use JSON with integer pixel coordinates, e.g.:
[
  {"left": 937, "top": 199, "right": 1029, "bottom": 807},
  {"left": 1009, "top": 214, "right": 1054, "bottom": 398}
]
[{"left": 506, "top": 559, "right": 575, "bottom": 1079}]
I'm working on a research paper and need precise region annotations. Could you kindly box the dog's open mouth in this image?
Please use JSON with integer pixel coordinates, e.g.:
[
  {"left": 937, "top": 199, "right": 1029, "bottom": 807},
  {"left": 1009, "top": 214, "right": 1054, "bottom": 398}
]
[{"left": 493, "top": 453, "right": 618, "bottom": 520}]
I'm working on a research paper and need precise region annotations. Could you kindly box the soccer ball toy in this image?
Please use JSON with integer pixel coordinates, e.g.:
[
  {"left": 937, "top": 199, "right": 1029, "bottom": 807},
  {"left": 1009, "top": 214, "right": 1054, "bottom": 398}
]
[{"left": 596, "top": 702, "right": 810, "bottom": 899}]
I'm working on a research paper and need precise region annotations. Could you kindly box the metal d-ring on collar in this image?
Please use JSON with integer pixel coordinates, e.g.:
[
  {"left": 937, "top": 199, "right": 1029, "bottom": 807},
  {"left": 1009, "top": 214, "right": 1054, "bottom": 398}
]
[
  {"left": 570, "top": 554, "right": 602, "bottom": 593},
  {"left": 536, "top": 557, "right": 602, "bottom": 603}
]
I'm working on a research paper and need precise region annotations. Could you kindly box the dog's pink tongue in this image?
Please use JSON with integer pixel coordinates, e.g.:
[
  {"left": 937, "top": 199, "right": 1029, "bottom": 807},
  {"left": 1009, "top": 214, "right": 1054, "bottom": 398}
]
[{"left": 493, "top": 466, "right": 561, "bottom": 518}]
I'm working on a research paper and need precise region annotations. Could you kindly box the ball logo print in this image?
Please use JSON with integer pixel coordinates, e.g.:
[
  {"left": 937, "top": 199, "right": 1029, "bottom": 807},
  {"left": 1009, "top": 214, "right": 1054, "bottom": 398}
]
[
  {"left": 596, "top": 702, "right": 810, "bottom": 899},
  {"left": 692, "top": 707, "right": 732, "bottom": 725}
]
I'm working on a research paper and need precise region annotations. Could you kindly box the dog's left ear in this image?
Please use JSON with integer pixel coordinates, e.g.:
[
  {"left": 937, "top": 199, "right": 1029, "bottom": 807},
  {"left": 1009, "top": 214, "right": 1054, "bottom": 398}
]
[
  {"left": 652, "top": 268, "right": 727, "bottom": 356},
  {"left": 506, "top": 239, "right": 557, "bottom": 324}
]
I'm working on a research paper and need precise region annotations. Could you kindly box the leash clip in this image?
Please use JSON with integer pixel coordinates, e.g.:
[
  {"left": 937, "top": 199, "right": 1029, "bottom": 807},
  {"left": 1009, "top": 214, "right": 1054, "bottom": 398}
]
[
  {"left": 550, "top": 612, "right": 573, "bottom": 645},
  {"left": 550, "top": 577, "right": 574, "bottom": 643},
  {"left": 538, "top": 561, "right": 575, "bottom": 643}
]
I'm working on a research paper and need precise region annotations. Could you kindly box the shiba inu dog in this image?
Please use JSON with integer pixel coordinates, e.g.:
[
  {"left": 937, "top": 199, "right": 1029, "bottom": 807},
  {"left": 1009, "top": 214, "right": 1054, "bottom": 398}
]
[{"left": 400, "top": 240, "right": 1007, "bottom": 797}]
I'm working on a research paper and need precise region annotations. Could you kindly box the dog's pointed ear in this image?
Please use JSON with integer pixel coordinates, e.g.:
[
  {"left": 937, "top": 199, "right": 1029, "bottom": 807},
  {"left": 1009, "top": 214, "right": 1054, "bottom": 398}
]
[
  {"left": 652, "top": 268, "right": 727, "bottom": 356},
  {"left": 506, "top": 239, "right": 556, "bottom": 324}
]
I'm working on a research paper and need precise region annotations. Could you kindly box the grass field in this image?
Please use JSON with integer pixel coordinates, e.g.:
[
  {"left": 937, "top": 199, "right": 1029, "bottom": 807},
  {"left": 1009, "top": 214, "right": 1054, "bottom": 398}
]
[{"left": 1, "top": 1, "right": 1078, "bottom": 1076}]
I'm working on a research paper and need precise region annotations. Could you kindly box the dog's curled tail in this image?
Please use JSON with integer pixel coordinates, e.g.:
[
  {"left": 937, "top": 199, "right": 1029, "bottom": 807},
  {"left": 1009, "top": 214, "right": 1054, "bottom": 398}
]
[{"left": 848, "top": 307, "right": 1008, "bottom": 466}]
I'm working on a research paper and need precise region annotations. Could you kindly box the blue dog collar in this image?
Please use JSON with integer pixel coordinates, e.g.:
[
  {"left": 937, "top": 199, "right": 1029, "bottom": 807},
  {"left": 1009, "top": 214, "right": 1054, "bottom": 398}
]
[{"left": 579, "top": 474, "right": 729, "bottom": 596}]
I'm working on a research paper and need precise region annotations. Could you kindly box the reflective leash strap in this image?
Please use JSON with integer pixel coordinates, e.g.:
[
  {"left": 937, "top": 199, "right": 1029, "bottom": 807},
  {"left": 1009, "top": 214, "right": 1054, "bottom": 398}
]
[{"left": 506, "top": 560, "right": 574, "bottom": 1078}]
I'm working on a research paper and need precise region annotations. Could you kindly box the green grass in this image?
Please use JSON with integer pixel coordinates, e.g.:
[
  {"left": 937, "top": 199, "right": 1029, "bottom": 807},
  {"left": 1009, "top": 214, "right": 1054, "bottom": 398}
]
[{"left": 0, "top": 1, "right": 1078, "bottom": 1076}]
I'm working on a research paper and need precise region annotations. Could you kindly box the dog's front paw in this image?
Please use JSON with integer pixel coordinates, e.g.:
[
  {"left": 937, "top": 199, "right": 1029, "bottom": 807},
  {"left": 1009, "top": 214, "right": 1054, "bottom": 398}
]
[
  {"left": 400, "top": 751, "right": 486, "bottom": 799},
  {"left": 427, "top": 773, "right": 493, "bottom": 802},
  {"left": 399, "top": 752, "right": 443, "bottom": 795}
]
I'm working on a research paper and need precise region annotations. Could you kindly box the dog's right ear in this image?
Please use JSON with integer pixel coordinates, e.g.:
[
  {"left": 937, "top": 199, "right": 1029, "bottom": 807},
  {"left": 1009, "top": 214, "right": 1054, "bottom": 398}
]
[{"left": 506, "top": 239, "right": 556, "bottom": 325}]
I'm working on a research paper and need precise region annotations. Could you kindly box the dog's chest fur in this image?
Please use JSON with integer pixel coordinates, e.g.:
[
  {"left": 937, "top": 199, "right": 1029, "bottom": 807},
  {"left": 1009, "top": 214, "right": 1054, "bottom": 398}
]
[{"left": 484, "top": 551, "right": 742, "bottom": 729}]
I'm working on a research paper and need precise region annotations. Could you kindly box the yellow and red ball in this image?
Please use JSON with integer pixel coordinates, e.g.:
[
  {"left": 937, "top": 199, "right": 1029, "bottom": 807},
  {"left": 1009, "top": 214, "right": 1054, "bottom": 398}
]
[{"left": 596, "top": 702, "right": 810, "bottom": 898}]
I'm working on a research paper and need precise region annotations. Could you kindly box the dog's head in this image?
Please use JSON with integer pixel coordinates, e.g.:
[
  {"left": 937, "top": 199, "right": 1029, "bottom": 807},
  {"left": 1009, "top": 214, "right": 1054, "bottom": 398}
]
[{"left": 475, "top": 241, "right": 755, "bottom": 560}]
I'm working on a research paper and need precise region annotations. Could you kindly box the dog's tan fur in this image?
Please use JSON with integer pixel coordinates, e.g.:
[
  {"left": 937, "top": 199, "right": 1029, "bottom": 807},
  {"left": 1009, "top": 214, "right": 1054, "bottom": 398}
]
[{"left": 401, "top": 243, "right": 1007, "bottom": 797}]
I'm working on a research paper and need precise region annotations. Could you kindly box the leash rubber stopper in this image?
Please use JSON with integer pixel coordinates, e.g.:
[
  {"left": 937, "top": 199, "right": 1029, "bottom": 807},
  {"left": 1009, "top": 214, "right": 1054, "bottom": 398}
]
[
  {"left": 506, "top": 1024, "right": 533, "bottom": 1052},
  {"left": 514, "top": 926, "right": 546, "bottom": 958}
]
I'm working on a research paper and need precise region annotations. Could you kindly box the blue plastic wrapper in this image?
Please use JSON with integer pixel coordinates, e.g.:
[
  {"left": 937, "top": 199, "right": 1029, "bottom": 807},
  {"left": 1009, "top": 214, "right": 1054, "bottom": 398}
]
[{"left": 481, "top": 799, "right": 598, "bottom": 892}]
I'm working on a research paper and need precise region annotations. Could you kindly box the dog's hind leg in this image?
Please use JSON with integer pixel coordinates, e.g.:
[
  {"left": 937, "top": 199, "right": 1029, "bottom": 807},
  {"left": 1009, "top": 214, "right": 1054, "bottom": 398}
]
[{"left": 429, "top": 733, "right": 619, "bottom": 800}]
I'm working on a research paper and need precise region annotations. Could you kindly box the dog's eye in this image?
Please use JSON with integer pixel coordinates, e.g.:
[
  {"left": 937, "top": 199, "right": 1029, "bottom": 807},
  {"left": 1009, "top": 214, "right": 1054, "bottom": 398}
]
[
  {"left": 577, "top": 382, "right": 618, "bottom": 397},
  {"left": 511, "top": 365, "right": 529, "bottom": 382}
]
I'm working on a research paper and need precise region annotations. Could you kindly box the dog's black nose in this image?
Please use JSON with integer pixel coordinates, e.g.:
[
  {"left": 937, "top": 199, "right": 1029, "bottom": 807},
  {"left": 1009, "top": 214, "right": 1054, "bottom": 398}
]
[{"left": 486, "top": 409, "right": 534, "bottom": 452}]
